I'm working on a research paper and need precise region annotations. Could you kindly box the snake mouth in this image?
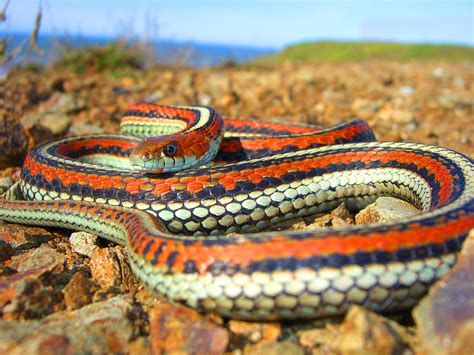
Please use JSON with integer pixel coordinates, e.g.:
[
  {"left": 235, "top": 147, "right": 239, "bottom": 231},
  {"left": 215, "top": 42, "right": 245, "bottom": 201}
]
[
  {"left": 129, "top": 153, "right": 166, "bottom": 173},
  {"left": 129, "top": 152, "right": 202, "bottom": 174}
]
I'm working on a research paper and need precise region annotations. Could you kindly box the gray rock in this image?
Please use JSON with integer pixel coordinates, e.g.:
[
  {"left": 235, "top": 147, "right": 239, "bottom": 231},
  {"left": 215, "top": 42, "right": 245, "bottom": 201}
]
[
  {"left": 355, "top": 197, "right": 421, "bottom": 225},
  {"left": 69, "top": 232, "right": 98, "bottom": 258},
  {"left": 413, "top": 230, "right": 474, "bottom": 355},
  {"left": 0, "top": 295, "right": 145, "bottom": 353}
]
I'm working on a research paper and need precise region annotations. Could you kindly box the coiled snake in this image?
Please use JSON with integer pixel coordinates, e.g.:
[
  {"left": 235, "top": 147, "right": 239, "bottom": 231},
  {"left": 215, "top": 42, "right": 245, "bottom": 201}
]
[{"left": 1, "top": 103, "right": 472, "bottom": 320}]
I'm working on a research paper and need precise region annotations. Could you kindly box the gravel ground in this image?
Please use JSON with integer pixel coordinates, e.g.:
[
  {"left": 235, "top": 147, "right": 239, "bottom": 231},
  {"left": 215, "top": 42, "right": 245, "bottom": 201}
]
[{"left": 0, "top": 61, "right": 472, "bottom": 354}]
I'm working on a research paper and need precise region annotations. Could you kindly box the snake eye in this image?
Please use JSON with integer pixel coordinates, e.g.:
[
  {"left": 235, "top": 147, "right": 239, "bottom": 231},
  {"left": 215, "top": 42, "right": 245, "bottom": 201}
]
[{"left": 163, "top": 142, "right": 178, "bottom": 157}]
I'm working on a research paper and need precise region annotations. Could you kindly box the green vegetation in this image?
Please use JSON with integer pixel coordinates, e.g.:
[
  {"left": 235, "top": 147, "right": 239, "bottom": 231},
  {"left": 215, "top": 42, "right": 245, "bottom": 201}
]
[
  {"left": 256, "top": 41, "right": 474, "bottom": 64},
  {"left": 53, "top": 41, "right": 147, "bottom": 74}
]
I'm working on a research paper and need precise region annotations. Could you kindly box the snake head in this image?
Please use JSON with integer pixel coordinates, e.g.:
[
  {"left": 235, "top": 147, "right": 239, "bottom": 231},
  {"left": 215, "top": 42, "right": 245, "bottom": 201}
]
[
  {"left": 130, "top": 136, "right": 187, "bottom": 173},
  {"left": 129, "top": 131, "right": 217, "bottom": 173}
]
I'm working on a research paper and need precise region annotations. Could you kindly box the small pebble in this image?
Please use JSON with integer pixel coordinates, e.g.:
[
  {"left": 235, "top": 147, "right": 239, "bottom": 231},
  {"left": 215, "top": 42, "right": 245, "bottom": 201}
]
[{"left": 69, "top": 232, "right": 98, "bottom": 258}]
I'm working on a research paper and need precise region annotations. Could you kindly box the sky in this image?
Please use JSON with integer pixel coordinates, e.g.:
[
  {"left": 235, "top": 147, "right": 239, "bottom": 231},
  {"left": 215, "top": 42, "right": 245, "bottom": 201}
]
[{"left": 2, "top": 0, "right": 473, "bottom": 48}]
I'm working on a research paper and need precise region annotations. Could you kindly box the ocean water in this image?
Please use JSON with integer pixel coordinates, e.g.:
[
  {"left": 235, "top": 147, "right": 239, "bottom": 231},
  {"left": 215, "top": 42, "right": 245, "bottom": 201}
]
[{"left": 2, "top": 33, "right": 276, "bottom": 71}]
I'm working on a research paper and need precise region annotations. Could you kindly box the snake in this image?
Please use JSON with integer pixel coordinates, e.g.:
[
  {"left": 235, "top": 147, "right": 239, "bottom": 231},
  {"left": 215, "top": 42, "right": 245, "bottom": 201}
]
[{"left": 0, "top": 102, "right": 473, "bottom": 320}]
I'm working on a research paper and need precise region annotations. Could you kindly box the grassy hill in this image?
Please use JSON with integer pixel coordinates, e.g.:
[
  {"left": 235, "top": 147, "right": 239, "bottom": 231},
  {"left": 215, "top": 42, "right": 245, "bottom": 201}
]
[{"left": 256, "top": 41, "right": 474, "bottom": 64}]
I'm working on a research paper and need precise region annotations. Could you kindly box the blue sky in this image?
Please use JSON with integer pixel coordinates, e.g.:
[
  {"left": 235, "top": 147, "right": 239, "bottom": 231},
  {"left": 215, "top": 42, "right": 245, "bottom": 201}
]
[{"left": 2, "top": 0, "right": 473, "bottom": 48}]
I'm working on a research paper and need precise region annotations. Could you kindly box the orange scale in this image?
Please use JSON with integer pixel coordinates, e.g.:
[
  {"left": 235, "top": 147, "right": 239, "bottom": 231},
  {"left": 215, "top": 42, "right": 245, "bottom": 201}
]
[
  {"left": 170, "top": 182, "right": 187, "bottom": 191},
  {"left": 77, "top": 178, "right": 90, "bottom": 186},
  {"left": 165, "top": 177, "right": 180, "bottom": 184},
  {"left": 271, "top": 169, "right": 286, "bottom": 178},
  {"left": 187, "top": 182, "right": 204, "bottom": 192},
  {"left": 203, "top": 179, "right": 219, "bottom": 188},
  {"left": 140, "top": 184, "right": 155, "bottom": 192},
  {"left": 196, "top": 175, "right": 210, "bottom": 183},
  {"left": 218, "top": 177, "right": 234, "bottom": 186},
  {"left": 99, "top": 181, "right": 114, "bottom": 190},
  {"left": 225, "top": 171, "right": 241, "bottom": 179},
  {"left": 153, "top": 184, "right": 172, "bottom": 195},
  {"left": 126, "top": 183, "right": 141, "bottom": 193},
  {"left": 42, "top": 170, "right": 55, "bottom": 181},
  {"left": 110, "top": 176, "right": 124, "bottom": 182},
  {"left": 247, "top": 173, "right": 263, "bottom": 182},
  {"left": 210, "top": 172, "right": 226, "bottom": 179},
  {"left": 179, "top": 176, "right": 197, "bottom": 184},
  {"left": 269, "top": 141, "right": 285, "bottom": 150},
  {"left": 123, "top": 177, "right": 138, "bottom": 185}
]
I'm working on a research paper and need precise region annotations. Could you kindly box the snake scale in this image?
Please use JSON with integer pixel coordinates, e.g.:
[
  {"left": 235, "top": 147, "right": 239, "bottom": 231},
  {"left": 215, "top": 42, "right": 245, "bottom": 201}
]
[{"left": 1, "top": 103, "right": 473, "bottom": 320}]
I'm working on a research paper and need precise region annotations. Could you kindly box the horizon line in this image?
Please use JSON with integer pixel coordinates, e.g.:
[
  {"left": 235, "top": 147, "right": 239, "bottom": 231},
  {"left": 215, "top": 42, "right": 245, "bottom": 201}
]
[{"left": 5, "top": 31, "right": 474, "bottom": 49}]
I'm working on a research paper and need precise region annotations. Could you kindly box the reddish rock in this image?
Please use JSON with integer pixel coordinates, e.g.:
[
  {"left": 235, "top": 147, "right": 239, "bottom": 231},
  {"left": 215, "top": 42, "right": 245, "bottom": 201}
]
[
  {"left": 0, "top": 267, "right": 49, "bottom": 308},
  {"left": 413, "top": 231, "right": 474, "bottom": 355},
  {"left": 228, "top": 319, "right": 281, "bottom": 344},
  {"left": 0, "top": 117, "right": 29, "bottom": 169},
  {"left": 62, "top": 271, "right": 94, "bottom": 310},
  {"left": 329, "top": 203, "right": 354, "bottom": 227},
  {"left": 0, "top": 295, "right": 145, "bottom": 353},
  {"left": 9, "top": 244, "right": 66, "bottom": 273},
  {"left": 36, "top": 335, "right": 73, "bottom": 355},
  {"left": 1, "top": 245, "right": 67, "bottom": 318},
  {"left": 0, "top": 240, "right": 13, "bottom": 262},
  {"left": 296, "top": 326, "right": 339, "bottom": 352},
  {"left": 89, "top": 247, "right": 136, "bottom": 291},
  {"left": 1, "top": 274, "right": 63, "bottom": 319},
  {"left": 150, "top": 301, "right": 229, "bottom": 355},
  {"left": 243, "top": 340, "right": 304, "bottom": 355},
  {"left": 0, "top": 224, "right": 54, "bottom": 251},
  {"left": 337, "top": 306, "right": 407, "bottom": 355}
]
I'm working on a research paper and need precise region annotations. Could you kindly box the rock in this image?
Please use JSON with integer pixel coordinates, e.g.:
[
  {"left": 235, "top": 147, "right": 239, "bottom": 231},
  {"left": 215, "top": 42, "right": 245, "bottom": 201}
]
[
  {"left": 62, "top": 271, "right": 94, "bottom": 310},
  {"left": 377, "top": 107, "right": 415, "bottom": 124},
  {"left": 243, "top": 340, "right": 304, "bottom": 355},
  {"left": 150, "top": 300, "right": 229, "bottom": 355},
  {"left": 68, "top": 123, "right": 105, "bottom": 136},
  {"left": 273, "top": 203, "right": 354, "bottom": 231},
  {"left": 337, "top": 306, "right": 407, "bottom": 355},
  {"left": 0, "top": 117, "right": 29, "bottom": 169},
  {"left": 69, "top": 232, "right": 98, "bottom": 258},
  {"left": 399, "top": 86, "right": 415, "bottom": 96},
  {"left": 433, "top": 67, "right": 444, "bottom": 78},
  {"left": 0, "top": 176, "right": 14, "bottom": 195},
  {"left": 0, "top": 224, "right": 54, "bottom": 251},
  {"left": 1, "top": 245, "right": 66, "bottom": 319},
  {"left": 228, "top": 320, "right": 281, "bottom": 344},
  {"left": 296, "top": 326, "right": 339, "bottom": 352},
  {"left": 199, "top": 93, "right": 212, "bottom": 105},
  {"left": 413, "top": 230, "right": 474, "bottom": 355},
  {"left": 437, "top": 91, "right": 456, "bottom": 109},
  {"left": 20, "top": 92, "right": 86, "bottom": 145},
  {"left": 0, "top": 240, "right": 12, "bottom": 262},
  {"left": 303, "top": 203, "right": 354, "bottom": 229},
  {"left": 0, "top": 267, "right": 51, "bottom": 309},
  {"left": 89, "top": 247, "right": 136, "bottom": 291},
  {"left": 329, "top": 203, "right": 354, "bottom": 227},
  {"left": 351, "top": 98, "right": 382, "bottom": 115},
  {"left": 355, "top": 197, "right": 421, "bottom": 224},
  {"left": 1, "top": 275, "right": 63, "bottom": 319},
  {"left": 9, "top": 244, "right": 66, "bottom": 273},
  {"left": 0, "top": 295, "right": 146, "bottom": 353}
]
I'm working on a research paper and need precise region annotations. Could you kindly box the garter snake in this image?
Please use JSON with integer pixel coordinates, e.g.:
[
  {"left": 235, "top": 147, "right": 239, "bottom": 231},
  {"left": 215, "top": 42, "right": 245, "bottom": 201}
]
[{"left": 0, "top": 103, "right": 473, "bottom": 320}]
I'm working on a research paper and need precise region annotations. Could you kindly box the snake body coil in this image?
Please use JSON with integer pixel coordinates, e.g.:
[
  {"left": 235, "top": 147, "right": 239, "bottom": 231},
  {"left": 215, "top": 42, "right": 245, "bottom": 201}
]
[{"left": 1, "top": 104, "right": 473, "bottom": 320}]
